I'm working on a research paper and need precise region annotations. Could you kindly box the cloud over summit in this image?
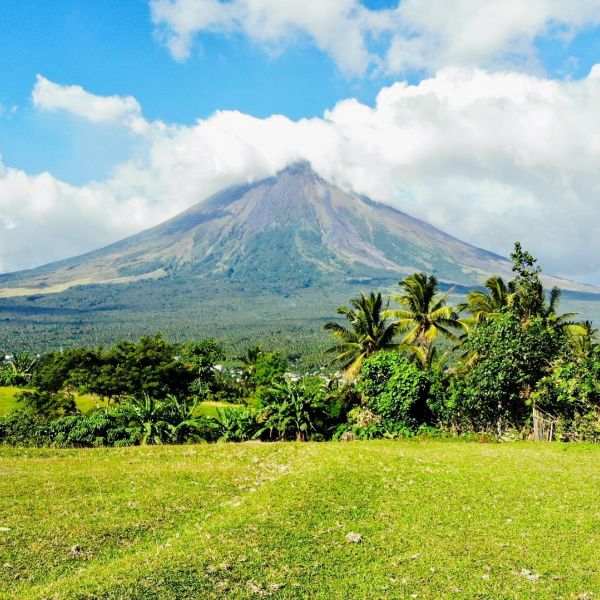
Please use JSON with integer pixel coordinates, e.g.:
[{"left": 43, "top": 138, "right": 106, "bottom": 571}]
[{"left": 3, "top": 67, "right": 600, "bottom": 282}]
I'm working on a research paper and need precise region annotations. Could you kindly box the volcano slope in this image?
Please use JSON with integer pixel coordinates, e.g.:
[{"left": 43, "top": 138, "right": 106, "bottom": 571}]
[{"left": 0, "top": 162, "right": 597, "bottom": 362}]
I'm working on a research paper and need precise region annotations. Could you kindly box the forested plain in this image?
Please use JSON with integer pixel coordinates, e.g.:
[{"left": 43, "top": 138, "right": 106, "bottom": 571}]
[{"left": 1, "top": 243, "right": 599, "bottom": 446}]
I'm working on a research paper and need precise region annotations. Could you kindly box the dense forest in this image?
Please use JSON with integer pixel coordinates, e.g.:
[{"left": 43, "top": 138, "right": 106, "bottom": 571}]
[{"left": 1, "top": 243, "right": 599, "bottom": 446}]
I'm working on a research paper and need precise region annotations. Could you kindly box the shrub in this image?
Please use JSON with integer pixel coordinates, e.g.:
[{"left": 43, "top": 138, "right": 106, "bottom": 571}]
[
  {"left": 532, "top": 351, "right": 600, "bottom": 442},
  {"left": 216, "top": 407, "right": 258, "bottom": 442},
  {"left": 254, "top": 377, "right": 331, "bottom": 441},
  {"left": 357, "top": 351, "right": 432, "bottom": 430},
  {"left": 0, "top": 411, "right": 50, "bottom": 447},
  {"left": 47, "top": 412, "right": 135, "bottom": 448},
  {"left": 454, "top": 313, "right": 564, "bottom": 433},
  {"left": 16, "top": 389, "right": 79, "bottom": 419}
]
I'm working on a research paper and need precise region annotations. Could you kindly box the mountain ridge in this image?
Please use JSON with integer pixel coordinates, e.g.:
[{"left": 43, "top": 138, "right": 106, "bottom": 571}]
[{"left": 0, "top": 162, "right": 595, "bottom": 296}]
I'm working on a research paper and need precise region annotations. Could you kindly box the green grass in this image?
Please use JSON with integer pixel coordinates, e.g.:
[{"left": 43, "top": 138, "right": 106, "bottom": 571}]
[
  {"left": 0, "top": 387, "right": 105, "bottom": 415},
  {"left": 0, "top": 441, "right": 598, "bottom": 599},
  {"left": 0, "top": 388, "right": 241, "bottom": 419},
  {"left": 0, "top": 387, "right": 21, "bottom": 415}
]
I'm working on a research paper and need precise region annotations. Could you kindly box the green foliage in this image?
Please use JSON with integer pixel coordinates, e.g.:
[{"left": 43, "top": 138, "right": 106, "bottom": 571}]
[
  {"left": 386, "top": 272, "right": 462, "bottom": 360},
  {"left": 324, "top": 291, "right": 397, "bottom": 378},
  {"left": 254, "top": 377, "right": 331, "bottom": 441},
  {"left": 97, "top": 335, "right": 195, "bottom": 400},
  {"left": 0, "top": 352, "right": 39, "bottom": 386},
  {"left": 532, "top": 349, "right": 600, "bottom": 441},
  {"left": 333, "top": 406, "right": 416, "bottom": 440},
  {"left": 0, "top": 411, "right": 49, "bottom": 446},
  {"left": 357, "top": 351, "right": 432, "bottom": 430},
  {"left": 216, "top": 406, "right": 258, "bottom": 442},
  {"left": 33, "top": 347, "right": 100, "bottom": 393},
  {"left": 0, "top": 363, "right": 19, "bottom": 386},
  {"left": 180, "top": 339, "right": 225, "bottom": 399},
  {"left": 252, "top": 351, "right": 288, "bottom": 387},
  {"left": 16, "top": 389, "right": 79, "bottom": 419},
  {"left": 453, "top": 313, "right": 564, "bottom": 432},
  {"left": 115, "top": 393, "right": 218, "bottom": 445},
  {"left": 46, "top": 412, "right": 135, "bottom": 448},
  {"left": 33, "top": 335, "right": 199, "bottom": 401},
  {"left": 460, "top": 275, "right": 512, "bottom": 323}
]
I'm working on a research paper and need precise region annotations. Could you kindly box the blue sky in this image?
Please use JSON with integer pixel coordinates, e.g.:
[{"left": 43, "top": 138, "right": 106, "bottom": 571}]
[
  {"left": 3, "top": 0, "right": 600, "bottom": 183},
  {"left": 2, "top": 0, "right": 600, "bottom": 281}
]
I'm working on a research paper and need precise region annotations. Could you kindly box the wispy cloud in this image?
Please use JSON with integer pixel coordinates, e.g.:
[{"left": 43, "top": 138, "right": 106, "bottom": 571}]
[
  {"left": 32, "top": 75, "right": 154, "bottom": 135},
  {"left": 150, "top": 0, "right": 600, "bottom": 76}
]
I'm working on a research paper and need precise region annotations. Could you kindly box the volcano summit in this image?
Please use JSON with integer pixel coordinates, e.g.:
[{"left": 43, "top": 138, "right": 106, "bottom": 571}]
[{"left": 1, "top": 162, "right": 533, "bottom": 296}]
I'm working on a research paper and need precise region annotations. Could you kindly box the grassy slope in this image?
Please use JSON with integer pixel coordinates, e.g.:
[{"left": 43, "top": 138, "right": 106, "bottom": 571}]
[
  {"left": 0, "top": 441, "right": 598, "bottom": 599},
  {"left": 0, "top": 387, "right": 21, "bottom": 415},
  {"left": 0, "top": 388, "right": 105, "bottom": 416},
  {"left": 0, "top": 388, "right": 237, "bottom": 418}
]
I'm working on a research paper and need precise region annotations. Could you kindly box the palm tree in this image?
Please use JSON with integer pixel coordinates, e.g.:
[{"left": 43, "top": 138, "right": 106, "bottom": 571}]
[
  {"left": 460, "top": 276, "right": 512, "bottom": 323},
  {"left": 385, "top": 273, "right": 462, "bottom": 364},
  {"left": 7, "top": 351, "right": 39, "bottom": 385},
  {"left": 324, "top": 292, "right": 397, "bottom": 379},
  {"left": 571, "top": 320, "right": 598, "bottom": 359},
  {"left": 541, "top": 286, "right": 582, "bottom": 334}
]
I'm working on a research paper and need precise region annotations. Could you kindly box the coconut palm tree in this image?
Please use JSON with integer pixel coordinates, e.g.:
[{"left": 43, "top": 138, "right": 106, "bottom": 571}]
[
  {"left": 571, "top": 320, "right": 598, "bottom": 359},
  {"left": 541, "top": 286, "right": 582, "bottom": 334},
  {"left": 385, "top": 273, "right": 462, "bottom": 364},
  {"left": 324, "top": 292, "right": 397, "bottom": 379},
  {"left": 460, "top": 276, "right": 512, "bottom": 323}
]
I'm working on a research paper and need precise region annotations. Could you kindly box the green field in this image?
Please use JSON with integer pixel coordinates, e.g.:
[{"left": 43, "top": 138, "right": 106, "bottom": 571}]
[
  {"left": 0, "top": 387, "right": 240, "bottom": 419},
  {"left": 0, "top": 441, "right": 598, "bottom": 599},
  {"left": 0, "top": 388, "right": 106, "bottom": 416},
  {"left": 0, "top": 387, "right": 21, "bottom": 415}
]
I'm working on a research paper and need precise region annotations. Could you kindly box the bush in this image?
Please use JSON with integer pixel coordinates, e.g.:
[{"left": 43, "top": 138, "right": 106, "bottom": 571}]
[
  {"left": 216, "top": 407, "right": 258, "bottom": 442},
  {"left": 253, "top": 377, "right": 332, "bottom": 441},
  {"left": 357, "top": 351, "right": 432, "bottom": 430},
  {"left": 532, "top": 351, "right": 600, "bottom": 442},
  {"left": 0, "top": 363, "right": 19, "bottom": 386},
  {"left": 0, "top": 411, "right": 50, "bottom": 447},
  {"left": 16, "top": 389, "right": 79, "bottom": 419},
  {"left": 452, "top": 313, "right": 564, "bottom": 433},
  {"left": 47, "top": 412, "right": 136, "bottom": 448}
]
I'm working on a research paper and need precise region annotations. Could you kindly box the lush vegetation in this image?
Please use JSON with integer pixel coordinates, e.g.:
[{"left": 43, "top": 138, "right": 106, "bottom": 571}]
[
  {"left": 0, "top": 243, "right": 598, "bottom": 447},
  {"left": 0, "top": 441, "right": 598, "bottom": 598}
]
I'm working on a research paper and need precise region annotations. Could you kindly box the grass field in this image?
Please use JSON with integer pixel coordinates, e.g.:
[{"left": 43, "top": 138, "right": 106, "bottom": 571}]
[
  {"left": 0, "top": 387, "right": 21, "bottom": 415},
  {"left": 0, "top": 387, "right": 106, "bottom": 416},
  {"left": 0, "top": 441, "right": 598, "bottom": 599},
  {"left": 0, "top": 387, "right": 240, "bottom": 418}
]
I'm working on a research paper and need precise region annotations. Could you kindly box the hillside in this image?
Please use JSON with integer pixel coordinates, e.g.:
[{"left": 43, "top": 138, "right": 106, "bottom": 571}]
[
  {"left": 1, "top": 163, "right": 598, "bottom": 359},
  {"left": 1, "top": 441, "right": 598, "bottom": 599},
  {"left": 0, "top": 162, "right": 530, "bottom": 295}
]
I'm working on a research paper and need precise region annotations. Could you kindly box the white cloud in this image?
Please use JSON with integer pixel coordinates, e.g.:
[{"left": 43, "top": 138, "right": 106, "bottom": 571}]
[
  {"left": 32, "top": 76, "right": 154, "bottom": 135},
  {"left": 150, "top": 0, "right": 383, "bottom": 75},
  {"left": 4, "top": 69, "right": 600, "bottom": 282},
  {"left": 150, "top": 0, "right": 600, "bottom": 76}
]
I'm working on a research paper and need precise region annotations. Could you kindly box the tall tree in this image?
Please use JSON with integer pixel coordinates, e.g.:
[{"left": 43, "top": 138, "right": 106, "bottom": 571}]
[
  {"left": 460, "top": 275, "right": 512, "bottom": 323},
  {"left": 324, "top": 292, "right": 397, "bottom": 379},
  {"left": 386, "top": 273, "right": 462, "bottom": 364}
]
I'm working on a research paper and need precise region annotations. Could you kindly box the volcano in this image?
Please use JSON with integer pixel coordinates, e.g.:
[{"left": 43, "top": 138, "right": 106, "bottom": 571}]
[{"left": 0, "top": 162, "right": 546, "bottom": 296}]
